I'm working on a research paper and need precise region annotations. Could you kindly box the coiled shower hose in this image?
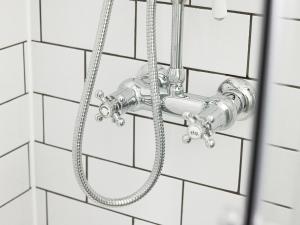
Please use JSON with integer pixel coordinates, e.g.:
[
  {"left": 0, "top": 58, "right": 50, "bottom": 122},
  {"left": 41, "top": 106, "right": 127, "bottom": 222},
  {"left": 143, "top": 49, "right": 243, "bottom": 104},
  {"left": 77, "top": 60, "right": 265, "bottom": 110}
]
[{"left": 72, "top": 0, "right": 165, "bottom": 206}]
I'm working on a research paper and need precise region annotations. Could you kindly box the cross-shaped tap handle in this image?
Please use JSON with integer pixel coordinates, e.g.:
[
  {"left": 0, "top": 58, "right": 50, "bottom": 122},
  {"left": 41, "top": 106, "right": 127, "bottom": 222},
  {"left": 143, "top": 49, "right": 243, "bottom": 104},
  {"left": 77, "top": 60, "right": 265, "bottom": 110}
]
[
  {"left": 95, "top": 90, "right": 125, "bottom": 127},
  {"left": 182, "top": 112, "right": 216, "bottom": 148}
]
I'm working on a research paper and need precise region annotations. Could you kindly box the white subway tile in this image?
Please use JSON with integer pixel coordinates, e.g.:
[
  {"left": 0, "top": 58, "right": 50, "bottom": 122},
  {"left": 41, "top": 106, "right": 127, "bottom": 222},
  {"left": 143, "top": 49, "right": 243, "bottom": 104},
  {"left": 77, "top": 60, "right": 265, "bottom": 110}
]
[
  {"left": 35, "top": 142, "right": 86, "bottom": 200},
  {"left": 0, "top": 0, "right": 27, "bottom": 48},
  {"left": 250, "top": 16, "right": 300, "bottom": 87},
  {"left": 271, "top": 19, "right": 300, "bottom": 87},
  {"left": 260, "top": 202, "right": 293, "bottom": 225},
  {"left": 0, "top": 45, "right": 25, "bottom": 103},
  {"left": 241, "top": 140, "right": 299, "bottom": 207},
  {"left": 183, "top": 8, "right": 250, "bottom": 76},
  {"left": 0, "top": 96, "right": 30, "bottom": 156},
  {"left": 36, "top": 189, "right": 47, "bottom": 225},
  {"left": 43, "top": 97, "right": 76, "bottom": 148},
  {"left": 44, "top": 97, "right": 134, "bottom": 165},
  {"left": 137, "top": 3, "right": 250, "bottom": 76},
  {"left": 135, "top": 117, "right": 241, "bottom": 191},
  {"left": 0, "top": 146, "right": 30, "bottom": 206},
  {"left": 32, "top": 42, "right": 84, "bottom": 101},
  {"left": 182, "top": 182, "right": 244, "bottom": 225},
  {"left": 88, "top": 158, "right": 182, "bottom": 225},
  {"left": 42, "top": 0, "right": 135, "bottom": 56},
  {"left": 191, "top": 0, "right": 264, "bottom": 14},
  {"left": 0, "top": 191, "right": 33, "bottom": 225},
  {"left": 267, "top": 85, "right": 300, "bottom": 150},
  {"left": 135, "top": 219, "right": 157, "bottom": 225},
  {"left": 248, "top": 16, "right": 262, "bottom": 79},
  {"left": 86, "top": 53, "right": 145, "bottom": 106},
  {"left": 188, "top": 70, "right": 255, "bottom": 140},
  {"left": 48, "top": 193, "right": 132, "bottom": 225},
  {"left": 136, "top": 3, "right": 172, "bottom": 64},
  {"left": 33, "top": 94, "right": 44, "bottom": 142},
  {"left": 31, "top": 0, "right": 41, "bottom": 41},
  {"left": 279, "top": 0, "right": 300, "bottom": 18},
  {"left": 23, "top": 42, "right": 30, "bottom": 93}
]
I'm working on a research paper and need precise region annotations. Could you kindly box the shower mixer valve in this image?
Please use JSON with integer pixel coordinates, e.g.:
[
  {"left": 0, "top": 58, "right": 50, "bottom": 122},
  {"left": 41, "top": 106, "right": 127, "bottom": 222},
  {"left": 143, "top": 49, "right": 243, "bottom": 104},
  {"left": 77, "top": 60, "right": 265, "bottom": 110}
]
[
  {"left": 73, "top": 0, "right": 253, "bottom": 207},
  {"left": 95, "top": 66, "right": 256, "bottom": 148}
]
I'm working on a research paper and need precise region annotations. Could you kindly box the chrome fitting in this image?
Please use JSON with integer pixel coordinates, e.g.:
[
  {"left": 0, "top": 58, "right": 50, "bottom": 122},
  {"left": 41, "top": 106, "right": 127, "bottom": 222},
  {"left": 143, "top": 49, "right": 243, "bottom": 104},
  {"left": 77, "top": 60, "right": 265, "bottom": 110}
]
[{"left": 95, "top": 64, "right": 256, "bottom": 148}]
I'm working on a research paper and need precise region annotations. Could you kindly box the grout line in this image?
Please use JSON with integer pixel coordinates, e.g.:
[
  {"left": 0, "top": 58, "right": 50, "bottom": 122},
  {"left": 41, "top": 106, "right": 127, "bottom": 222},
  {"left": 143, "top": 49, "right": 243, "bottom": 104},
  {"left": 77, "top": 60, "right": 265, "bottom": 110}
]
[
  {"left": 134, "top": 0, "right": 138, "bottom": 58},
  {"left": 42, "top": 95, "right": 46, "bottom": 143},
  {"left": 0, "top": 188, "right": 31, "bottom": 209},
  {"left": 237, "top": 139, "right": 244, "bottom": 194},
  {"left": 85, "top": 156, "right": 89, "bottom": 203},
  {"left": 39, "top": 0, "right": 43, "bottom": 41},
  {"left": 27, "top": 144, "right": 32, "bottom": 188},
  {"left": 133, "top": 116, "right": 136, "bottom": 167},
  {"left": 33, "top": 92, "right": 300, "bottom": 153},
  {"left": 38, "top": 187, "right": 161, "bottom": 225},
  {"left": 35, "top": 91, "right": 80, "bottom": 104},
  {"left": 246, "top": 14, "right": 253, "bottom": 78},
  {"left": 0, "top": 41, "right": 27, "bottom": 51},
  {"left": 29, "top": 40, "right": 247, "bottom": 78},
  {"left": 84, "top": 50, "right": 87, "bottom": 81},
  {"left": 32, "top": 38, "right": 256, "bottom": 81},
  {"left": 22, "top": 43, "right": 27, "bottom": 93},
  {"left": 185, "top": 69, "right": 189, "bottom": 93},
  {"left": 132, "top": 217, "right": 159, "bottom": 225},
  {"left": 132, "top": 217, "right": 135, "bottom": 225},
  {"left": 263, "top": 200, "right": 293, "bottom": 210},
  {"left": 0, "top": 142, "right": 30, "bottom": 159},
  {"left": 32, "top": 40, "right": 92, "bottom": 52},
  {"left": 274, "top": 82, "right": 300, "bottom": 90},
  {"left": 135, "top": 0, "right": 264, "bottom": 17},
  {"left": 281, "top": 16, "right": 300, "bottom": 22},
  {"left": 34, "top": 140, "right": 295, "bottom": 210},
  {"left": 46, "top": 191, "right": 49, "bottom": 225},
  {"left": 29, "top": 39, "right": 300, "bottom": 90},
  {"left": 268, "top": 143, "right": 299, "bottom": 152},
  {"left": 32, "top": 92, "right": 299, "bottom": 152},
  {"left": 0, "top": 93, "right": 28, "bottom": 106},
  {"left": 180, "top": 181, "right": 185, "bottom": 225},
  {"left": 35, "top": 140, "right": 240, "bottom": 195},
  {"left": 128, "top": 112, "right": 185, "bottom": 127}
]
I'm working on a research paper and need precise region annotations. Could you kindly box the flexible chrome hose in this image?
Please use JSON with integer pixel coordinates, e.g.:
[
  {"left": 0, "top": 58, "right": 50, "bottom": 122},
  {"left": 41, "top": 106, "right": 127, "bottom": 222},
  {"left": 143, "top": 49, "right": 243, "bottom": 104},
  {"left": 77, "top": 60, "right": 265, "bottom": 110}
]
[{"left": 72, "top": 0, "right": 165, "bottom": 206}]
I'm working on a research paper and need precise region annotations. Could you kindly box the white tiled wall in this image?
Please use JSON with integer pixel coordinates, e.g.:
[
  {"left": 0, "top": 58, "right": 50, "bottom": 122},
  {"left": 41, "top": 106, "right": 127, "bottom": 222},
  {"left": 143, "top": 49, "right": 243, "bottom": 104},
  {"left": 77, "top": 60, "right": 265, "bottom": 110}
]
[
  {"left": 0, "top": 0, "right": 295, "bottom": 224},
  {"left": 0, "top": 0, "right": 32, "bottom": 222},
  {"left": 0, "top": 191, "right": 34, "bottom": 225}
]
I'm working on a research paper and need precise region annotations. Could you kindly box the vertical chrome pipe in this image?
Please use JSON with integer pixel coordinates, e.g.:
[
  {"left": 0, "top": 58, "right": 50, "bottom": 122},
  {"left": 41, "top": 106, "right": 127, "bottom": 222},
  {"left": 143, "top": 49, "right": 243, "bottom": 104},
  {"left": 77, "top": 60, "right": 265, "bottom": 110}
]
[
  {"left": 169, "top": 0, "right": 187, "bottom": 95},
  {"left": 170, "top": 0, "right": 185, "bottom": 70}
]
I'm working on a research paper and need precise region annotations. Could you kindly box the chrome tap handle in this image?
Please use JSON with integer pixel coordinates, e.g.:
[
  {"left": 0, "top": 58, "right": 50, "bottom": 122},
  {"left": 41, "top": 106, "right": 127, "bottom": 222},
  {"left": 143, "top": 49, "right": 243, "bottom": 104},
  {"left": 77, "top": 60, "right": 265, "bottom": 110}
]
[
  {"left": 95, "top": 90, "right": 125, "bottom": 127},
  {"left": 182, "top": 112, "right": 216, "bottom": 148}
]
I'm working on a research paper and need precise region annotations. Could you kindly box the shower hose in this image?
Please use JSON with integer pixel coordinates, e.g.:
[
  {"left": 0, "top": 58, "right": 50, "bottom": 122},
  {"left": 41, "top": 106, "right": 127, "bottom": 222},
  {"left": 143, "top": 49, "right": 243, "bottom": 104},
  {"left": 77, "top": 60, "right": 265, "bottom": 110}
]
[{"left": 72, "top": 0, "right": 165, "bottom": 206}]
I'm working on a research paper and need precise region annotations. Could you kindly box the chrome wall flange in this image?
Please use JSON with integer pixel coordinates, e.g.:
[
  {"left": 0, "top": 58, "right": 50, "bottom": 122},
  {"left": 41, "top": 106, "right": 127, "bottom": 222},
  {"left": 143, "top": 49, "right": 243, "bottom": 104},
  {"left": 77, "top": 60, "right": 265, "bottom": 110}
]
[{"left": 218, "top": 78, "right": 256, "bottom": 120}]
